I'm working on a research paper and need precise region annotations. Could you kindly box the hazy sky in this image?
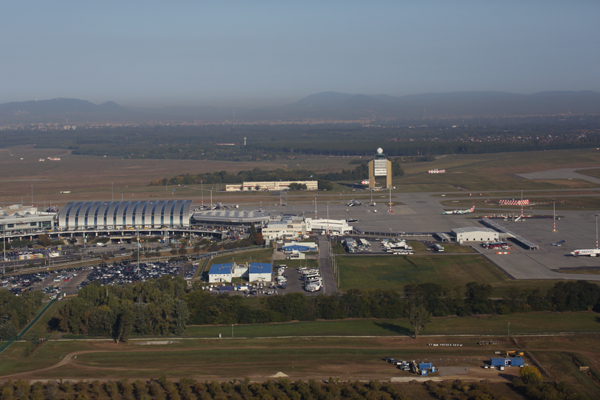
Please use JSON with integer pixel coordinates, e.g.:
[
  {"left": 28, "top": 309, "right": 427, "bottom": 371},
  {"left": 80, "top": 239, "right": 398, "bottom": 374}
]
[{"left": 2, "top": 0, "right": 599, "bottom": 107}]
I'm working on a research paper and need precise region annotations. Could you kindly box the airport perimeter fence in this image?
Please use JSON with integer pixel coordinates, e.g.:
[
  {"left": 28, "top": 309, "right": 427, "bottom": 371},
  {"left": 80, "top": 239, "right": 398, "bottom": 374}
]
[{"left": 0, "top": 293, "right": 59, "bottom": 355}]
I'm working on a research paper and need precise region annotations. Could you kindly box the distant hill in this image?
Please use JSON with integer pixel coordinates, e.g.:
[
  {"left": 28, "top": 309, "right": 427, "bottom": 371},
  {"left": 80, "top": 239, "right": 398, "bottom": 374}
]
[
  {"left": 1, "top": 91, "right": 599, "bottom": 125},
  {"left": 243, "top": 91, "right": 600, "bottom": 121}
]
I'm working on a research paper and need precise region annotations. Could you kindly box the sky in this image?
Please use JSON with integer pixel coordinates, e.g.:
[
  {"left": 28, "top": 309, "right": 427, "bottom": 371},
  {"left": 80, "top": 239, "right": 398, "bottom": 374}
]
[{"left": 1, "top": 0, "right": 600, "bottom": 107}]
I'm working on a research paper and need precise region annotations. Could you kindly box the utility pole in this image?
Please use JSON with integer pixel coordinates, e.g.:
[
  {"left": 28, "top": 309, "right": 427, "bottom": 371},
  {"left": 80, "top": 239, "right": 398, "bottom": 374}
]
[
  {"left": 520, "top": 187, "right": 524, "bottom": 219},
  {"left": 552, "top": 199, "right": 557, "bottom": 232},
  {"left": 595, "top": 214, "right": 598, "bottom": 250}
]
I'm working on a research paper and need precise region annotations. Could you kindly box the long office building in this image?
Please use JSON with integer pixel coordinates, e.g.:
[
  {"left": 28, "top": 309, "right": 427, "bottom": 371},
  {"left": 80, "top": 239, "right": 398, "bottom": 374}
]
[{"left": 58, "top": 200, "right": 193, "bottom": 230}]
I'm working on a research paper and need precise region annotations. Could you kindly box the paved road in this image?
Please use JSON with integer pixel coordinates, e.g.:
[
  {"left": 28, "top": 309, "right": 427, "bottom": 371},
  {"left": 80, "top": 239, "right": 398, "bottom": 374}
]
[{"left": 318, "top": 235, "right": 337, "bottom": 294}]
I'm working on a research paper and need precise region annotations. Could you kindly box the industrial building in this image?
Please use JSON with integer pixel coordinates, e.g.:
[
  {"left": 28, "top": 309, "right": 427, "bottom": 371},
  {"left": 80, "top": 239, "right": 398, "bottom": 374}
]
[
  {"left": 304, "top": 218, "right": 353, "bottom": 235},
  {"left": 208, "top": 263, "right": 234, "bottom": 283},
  {"left": 208, "top": 262, "right": 273, "bottom": 283},
  {"left": 225, "top": 180, "right": 318, "bottom": 192},
  {"left": 451, "top": 227, "right": 499, "bottom": 244},
  {"left": 282, "top": 241, "right": 318, "bottom": 253},
  {"left": 262, "top": 216, "right": 307, "bottom": 240}
]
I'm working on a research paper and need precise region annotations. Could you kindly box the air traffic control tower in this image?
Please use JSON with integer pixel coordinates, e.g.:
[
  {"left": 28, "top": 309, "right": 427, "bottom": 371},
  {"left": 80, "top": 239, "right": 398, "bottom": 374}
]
[{"left": 368, "top": 147, "right": 392, "bottom": 189}]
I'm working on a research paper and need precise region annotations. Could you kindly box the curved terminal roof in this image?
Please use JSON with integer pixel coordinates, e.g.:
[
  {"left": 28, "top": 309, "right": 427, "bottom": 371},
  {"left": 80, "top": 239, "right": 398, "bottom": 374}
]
[{"left": 58, "top": 200, "right": 192, "bottom": 229}]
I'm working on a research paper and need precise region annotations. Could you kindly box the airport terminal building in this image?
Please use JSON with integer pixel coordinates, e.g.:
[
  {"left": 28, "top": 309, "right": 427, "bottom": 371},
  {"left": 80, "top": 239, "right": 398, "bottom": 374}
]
[{"left": 58, "top": 200, "right": 193, "bottom": 230}]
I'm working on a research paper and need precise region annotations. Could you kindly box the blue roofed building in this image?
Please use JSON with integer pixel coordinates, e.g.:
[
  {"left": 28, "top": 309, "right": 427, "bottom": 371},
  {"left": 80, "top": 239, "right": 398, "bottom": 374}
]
[
  {"left": 249, "top": 263, "right": 272, "bottom": 282},
  {"left": 208, "top": 263, "right": 233, "bottom": 283},
  {"left": 282, "top": 241, "right": 318, "bottom": 253}
]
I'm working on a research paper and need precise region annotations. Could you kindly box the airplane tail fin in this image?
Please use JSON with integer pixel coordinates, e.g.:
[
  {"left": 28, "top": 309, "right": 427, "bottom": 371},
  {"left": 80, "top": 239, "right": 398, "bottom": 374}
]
[{"left": 470, "top": 205, "right": 475, "bottom": 212}]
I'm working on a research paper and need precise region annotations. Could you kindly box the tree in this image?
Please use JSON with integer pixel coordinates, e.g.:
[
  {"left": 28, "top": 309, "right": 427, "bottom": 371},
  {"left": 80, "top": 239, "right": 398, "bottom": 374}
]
[
  {"left": 113, "top": 304, "right": 134, "bottom": 343},
  {"left": 407, "top": 305, "right": 431, "bottom": 338},
  {"left": 288, "top": 183, "right": 307, "bottom": 191},
  {"left": 519, "top": 366, "right": 542, "bottom": 386},
  {"left": 318, "top": 180, "right": 333, "bottom": 191},
  {"left": 37, "top": 234, "right": 52, "bottom": 247},
  {"left": 391, "top": 160, "right": 404, "bottom": 177}
]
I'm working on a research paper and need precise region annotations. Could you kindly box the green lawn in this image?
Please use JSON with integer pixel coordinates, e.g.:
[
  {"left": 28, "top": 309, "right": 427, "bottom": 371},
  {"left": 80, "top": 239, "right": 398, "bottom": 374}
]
[
  {"left": 209, "top": 248, "right": 273, "bottom": 266},
  {"left": 185, "top": 311, "right": 599, "bottom": 338},
  {"left": 337, "top": 254, "right": 565, "bottom": 297},
  {"left": 338, "top": 254, "right": 505, "bottom": 291}
]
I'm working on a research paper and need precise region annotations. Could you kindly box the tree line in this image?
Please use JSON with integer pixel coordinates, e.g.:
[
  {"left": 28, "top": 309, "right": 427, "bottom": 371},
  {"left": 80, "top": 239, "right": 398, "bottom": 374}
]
[
  {"left": 49, "top": 276, "right": 190, "bottom": 342},
  {"left": 0, "top": 375, "right": 550, "bottom": 400},
  {"left": 0, "top": 290, "right": 44, "bottom": 340},
  {"left": 181, "top": 281, "right": 600, "bottom": 326},
  {"left": 148, "top": 161, "right": 404, "bottom": 188},
  {"left": 0, "top": 370, "right": 585, "bottom": 400},
  {"left": 49, "top": 279, "right": 600, "bottom": 337}
]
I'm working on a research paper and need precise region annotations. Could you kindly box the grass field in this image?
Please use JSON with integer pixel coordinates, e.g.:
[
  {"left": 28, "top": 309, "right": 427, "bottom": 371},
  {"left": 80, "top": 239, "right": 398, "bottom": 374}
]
[
  {"left": 4, "top": 147, "right": 600, "bottom": 207},
  {"left": 337, "top": 254, "right": 560, "bottom": 297},
  {"left": 184, "top": 311, "right": 600, "bottom": 338},
  {"left": 208, "top": 249, "right": 273, "bottom": 266},
  {"left": 396, "top": 149, "right": 600, "bottom": 192},
  {"left": 575, "top": 168, "right": 600, "bottom": 179},
  {"left": 1, "top": 313, "right": 599, "bottom": 383}
]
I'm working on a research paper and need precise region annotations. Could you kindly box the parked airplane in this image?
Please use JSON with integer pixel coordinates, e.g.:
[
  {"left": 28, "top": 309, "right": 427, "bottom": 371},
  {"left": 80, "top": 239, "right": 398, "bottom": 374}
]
[
  {"left": 570, "top": 249, "right": 600, "bottom": 257},
  {"left": 442, "top": 205, "right": 475, "bottom": 215}
]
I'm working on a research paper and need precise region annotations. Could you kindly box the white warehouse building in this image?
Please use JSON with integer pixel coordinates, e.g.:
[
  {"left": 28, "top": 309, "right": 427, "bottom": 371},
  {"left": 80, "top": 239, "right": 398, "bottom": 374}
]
[
  {"left": 451, "top": 227, "right": 499, "bottom": 244},
  {"left": 305, "top": 218, "right": 353, "bottom": 235}
]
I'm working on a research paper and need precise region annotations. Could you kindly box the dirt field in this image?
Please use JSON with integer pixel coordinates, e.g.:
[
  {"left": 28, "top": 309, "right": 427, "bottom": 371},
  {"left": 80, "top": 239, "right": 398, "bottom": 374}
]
[
  {"left": 0, "top": 147, "right": 281, "bottom": 205},
  {"left": 1, "top": 336, "right": 525, "bottom": 383}
]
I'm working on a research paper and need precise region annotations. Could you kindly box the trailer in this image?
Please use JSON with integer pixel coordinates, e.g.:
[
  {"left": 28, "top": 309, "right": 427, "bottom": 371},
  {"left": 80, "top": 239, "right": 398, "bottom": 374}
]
[{"left": 490, "top": 357, "right": 524, "bottom": 367}]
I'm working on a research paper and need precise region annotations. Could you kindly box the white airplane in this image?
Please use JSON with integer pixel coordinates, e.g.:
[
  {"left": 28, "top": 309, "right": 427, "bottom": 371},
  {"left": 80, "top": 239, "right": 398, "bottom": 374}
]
[
  {"left": 348, "top": 199, "right": 362, "bottom": 207},
  {"left": 570, "top": 249, "right": 600, "bottom": 257},
  {"left": 442, "top": 205, "right": 475, "bottom": 215}
]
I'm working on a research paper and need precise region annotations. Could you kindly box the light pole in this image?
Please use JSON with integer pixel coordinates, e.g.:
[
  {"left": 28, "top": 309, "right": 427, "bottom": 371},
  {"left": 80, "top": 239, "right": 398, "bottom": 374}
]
[
  {"left": 210, "top": 188, "right": 213, "bottom": 210},
  {"left": 594, "top": 214, "right": 598, "bottom": 250},
  {"left": 388, "top": 186, "right": 393, "bottom": 213},
  {"left": 201, "top": 180, "right": 203, "bottom": 208},
  {"left": 111, "top": 182, "right": 114, "bottom": 202},
  {"left": 552, "top": 199, "right": 557, "bottom": 232},
  {"left": 520, "top": 187, "right": 523, "bottom": 218},
  {"left": 31, "top": 185, "right": 34, "bottom": 207}
]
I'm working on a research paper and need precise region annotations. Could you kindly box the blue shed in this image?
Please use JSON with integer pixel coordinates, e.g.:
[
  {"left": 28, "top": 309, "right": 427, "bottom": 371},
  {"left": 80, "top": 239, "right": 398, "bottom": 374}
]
[
  {"left": 283, "top": 244, "right": 311, "bottom": 253},
  {"left": 490, "top": 358, "right": 509, "bottom": 367},
  {"left": 419, "top": 362, "right": 433, "bottom": 370},
  {"left": 509, "top": 357, "right": 524, "bottom": 366},
  {"left": 490, "top": 357, "right": 524, "bottom": 367}
]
